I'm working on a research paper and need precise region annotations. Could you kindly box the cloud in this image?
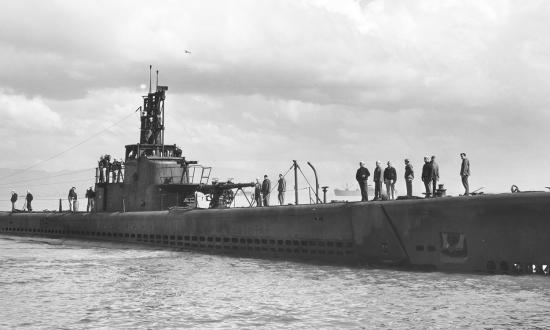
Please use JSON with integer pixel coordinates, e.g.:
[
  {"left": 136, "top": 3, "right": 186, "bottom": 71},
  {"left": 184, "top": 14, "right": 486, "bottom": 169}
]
[{"left": 0, "top": 91, "right": 62, "bottom": 131}]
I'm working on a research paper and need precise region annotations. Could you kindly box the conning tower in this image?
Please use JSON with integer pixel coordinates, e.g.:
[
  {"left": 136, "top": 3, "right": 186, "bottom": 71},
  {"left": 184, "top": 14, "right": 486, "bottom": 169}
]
[{"left": 94, "top": 72, "right": 212, "bottom": 212}]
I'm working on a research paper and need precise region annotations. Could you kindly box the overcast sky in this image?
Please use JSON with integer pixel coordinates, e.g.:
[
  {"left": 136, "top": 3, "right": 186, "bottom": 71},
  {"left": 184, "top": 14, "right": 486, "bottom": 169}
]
[{"left": 1, "top": 0, "right": 550, "bottom": 198}]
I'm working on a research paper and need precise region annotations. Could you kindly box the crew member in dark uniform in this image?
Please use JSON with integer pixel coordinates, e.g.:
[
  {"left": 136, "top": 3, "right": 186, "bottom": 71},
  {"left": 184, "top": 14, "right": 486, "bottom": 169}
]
[
  {"left": 383, "top": 161, "right": 397, "bottom": 200},
  {"left": 460, "top": 153, "right": 470, "bottom": 196},
  {"left": 113, "top": 158, "right": 123, "bottom": 183},
  {"left": 104, "top": 155, "right": 111, "bottom": 183},
  {"left": 25, "top": 190, "right": 33, "bottom": 212},
  {"left": 421, "top": 157, "right": 431, "bottom": 198},
  {"left": 254, "top": 178, "right": 262, "bottom": 207},
  {"left": 373, "top": 161, "right": 382, "bottom": 200},
  {"left": 68, "top": 187, "right": 77, "bottom": 212},
  {"left": 356, "top": 161, "right": 370, "bottom": 202},
  {"left": 85, "top": 186, "right": 95, "bottom": 212},
  {"left": 10, "top": 190, "right": 17, "bottom": 211},
  {"left": 404, "top": 159, "right": 414, "bottom": 197},
  {"left": 98, "top": 156, "right": 105, "bottom": 183},
  {"left": 262, "top": 175, "right": 271, "bottom": 206},
  {"left": 277, "top": 173, "right": 286, "bottom": 205}
]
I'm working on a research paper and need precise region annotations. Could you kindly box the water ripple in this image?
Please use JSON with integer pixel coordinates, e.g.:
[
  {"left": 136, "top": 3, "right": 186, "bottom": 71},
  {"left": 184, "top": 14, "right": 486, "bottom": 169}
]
[{"left": 1, "top": 236, "right": 549, "bottom": 328}]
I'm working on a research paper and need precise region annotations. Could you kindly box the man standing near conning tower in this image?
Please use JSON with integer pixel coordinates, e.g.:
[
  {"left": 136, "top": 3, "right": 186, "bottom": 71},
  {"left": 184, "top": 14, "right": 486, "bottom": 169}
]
[
  {"left": 68, "top": 187, "right": 77, "bottom": 212},
  {"left": 85, "top": 186, "right": 95, "bottom": 212},
  {"left": 10, "top": 190, "right": 17, "bottom": 211},
  {"left": 98, "top": 155, "right": 105, "bottom": 183},
  {"left": 262, "top": 175, "right": 271, "bottom": 206},
  {"left": 356, "top": 161, "right": 370, "bottom": 202}
]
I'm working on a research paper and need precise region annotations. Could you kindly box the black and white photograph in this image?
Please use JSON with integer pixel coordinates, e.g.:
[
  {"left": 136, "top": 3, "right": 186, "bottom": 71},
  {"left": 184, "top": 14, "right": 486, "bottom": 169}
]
[{"left": 1, "top": 0, "right": 550, "bottom": 328}]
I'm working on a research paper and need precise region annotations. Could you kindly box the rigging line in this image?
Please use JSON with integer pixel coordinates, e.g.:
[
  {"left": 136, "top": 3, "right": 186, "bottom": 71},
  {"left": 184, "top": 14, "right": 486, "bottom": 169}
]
[
  {"left": 0, "top": 110, "right": 136, "bottom": 183},
  {"left": 0, "top": 168, "right": 94, "bottom": 187},
  {"left": 5, "top": 178, "right": 95, "bottom": 188}
]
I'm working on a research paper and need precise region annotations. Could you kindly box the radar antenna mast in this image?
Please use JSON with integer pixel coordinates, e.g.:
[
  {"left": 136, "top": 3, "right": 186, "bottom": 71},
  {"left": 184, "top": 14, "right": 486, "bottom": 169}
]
[{"left": 140, "top": 66, "right": 167, "bottom": 147}]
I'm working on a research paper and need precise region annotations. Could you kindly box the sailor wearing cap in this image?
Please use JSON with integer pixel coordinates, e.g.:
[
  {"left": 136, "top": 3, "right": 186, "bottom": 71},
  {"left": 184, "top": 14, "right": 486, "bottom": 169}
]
[
  {"left": 68, "top": 187, "right": 78, "bottom": 212},
  {"left": 383, "top": 161, "right": 397, "bottom": 200},
  {"left": 261, "top": 175, "right": 271, "bottom": 206},
  {"left": 356, "top": 161, "right": 370, "bottom": 202},
  {"left": 421, "top": 156, "right": 431, "bottom": 198},
  {"left": 404, "top": 159, "right": 414, "bottom": 197}
]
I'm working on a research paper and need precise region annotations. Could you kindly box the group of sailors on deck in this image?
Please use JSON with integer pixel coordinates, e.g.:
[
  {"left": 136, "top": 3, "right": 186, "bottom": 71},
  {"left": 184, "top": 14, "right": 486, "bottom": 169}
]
[
  {"left": 10, "top": 186, "right": 96, "bottom": 213},
  {"left": 253, "top": 174, "right": 286, "bottom": 207},
  {"left": 98, "top": 154, "right": 124, "bottom": 183},
  {"left": 356, "top": 153, "right": 471, "bottom": 201}
]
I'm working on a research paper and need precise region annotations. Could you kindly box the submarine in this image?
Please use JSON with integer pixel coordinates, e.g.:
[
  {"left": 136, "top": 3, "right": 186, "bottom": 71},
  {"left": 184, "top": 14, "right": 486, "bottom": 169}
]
[{"left": 2, "top": 74, "right": 550, "bottom": 275}]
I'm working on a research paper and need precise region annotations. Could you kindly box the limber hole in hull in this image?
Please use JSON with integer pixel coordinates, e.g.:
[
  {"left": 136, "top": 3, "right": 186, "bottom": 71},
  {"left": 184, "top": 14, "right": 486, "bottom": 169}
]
[{"left": 0, "top": 227, "right": 355, "bottom": 257}]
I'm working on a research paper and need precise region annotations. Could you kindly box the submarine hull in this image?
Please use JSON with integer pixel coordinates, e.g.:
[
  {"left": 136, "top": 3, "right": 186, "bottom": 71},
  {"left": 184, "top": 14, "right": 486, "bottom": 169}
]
[{"left": 2, "top": 192, "right": 550, "bottom": 274}]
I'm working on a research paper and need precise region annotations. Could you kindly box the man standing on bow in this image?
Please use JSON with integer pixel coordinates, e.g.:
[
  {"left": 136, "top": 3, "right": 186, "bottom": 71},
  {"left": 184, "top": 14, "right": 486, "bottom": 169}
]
[
  {"left": 430, "top": 155, "right": 440, "bottom": 197},
  {"left": 460, "top": 153, "right": 470, "bottom": 196},
  {"left": 373, "top": 161, "right": 382, "bottom": 200},
  {"left": 277, "top": 173, "right": 286, "bottom": 205},
  {"left": 262, "top": 175, "right": 271, "bottom": 206},
  {"left": 421, "top": 157, "right": 432, "bottom": 198},
  {"left": 383, "top": 161, "right": 397, "bottom": 200},
  {"left": 404, "top": 159, "right": 414, "bottom": 197},
  {"left": 356, "top": 161, "right": 370, "bottom": 202}
]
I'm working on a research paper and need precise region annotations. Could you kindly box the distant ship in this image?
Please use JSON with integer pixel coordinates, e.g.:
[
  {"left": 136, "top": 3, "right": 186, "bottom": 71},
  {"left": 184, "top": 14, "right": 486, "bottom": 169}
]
[{"left": 334, "top": 184, "right": 373, "bottom": 196}]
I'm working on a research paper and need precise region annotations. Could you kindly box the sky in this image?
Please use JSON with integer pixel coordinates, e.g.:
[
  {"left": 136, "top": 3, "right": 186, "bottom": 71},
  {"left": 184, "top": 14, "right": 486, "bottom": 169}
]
[{"left": 1, "top": 0, "right": 550, "bottom": 203}]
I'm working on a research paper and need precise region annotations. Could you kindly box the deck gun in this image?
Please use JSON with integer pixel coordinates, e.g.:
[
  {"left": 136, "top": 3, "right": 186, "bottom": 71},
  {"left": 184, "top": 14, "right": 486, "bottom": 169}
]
[{"left": 197, "top": 181, "right": 255, "bottom": 208}]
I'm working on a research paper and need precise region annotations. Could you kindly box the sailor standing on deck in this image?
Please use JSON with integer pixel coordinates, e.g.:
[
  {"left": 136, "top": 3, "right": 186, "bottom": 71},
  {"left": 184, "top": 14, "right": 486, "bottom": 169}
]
[
  {"left": 25, "top": 190, "right": 33, "bottom": 212},
  {"left": 404, "top": 159, "right": 414, "bottom": 197},
  {"left": 373, "top": 161, "right": 382, "bottom": 200},
  {"left": 254, "top": 178, "right": 262, "bottom": 207},
  {"left": 98, "top": 156, "right": 105, "bottom": 183},
  {"left": 430, "top": 155, "right": 440, "bottom": 197},
  {"left": 277, "top": 173, "right": 286, "bottom": 205},
  {"left": 356, "top": 161, "right": 370, "bottom": 202},
  {"left": 421, "top": 157, "right": 431, "bottom": 198},
  {"left": 10, "top": 190, "right": 17, "bottom": 211},
  {"left": 68, "top": 187, "right": 78, "bottom": 212},
  {"left": 85, "top": 186, "right": 95, "bottom": 212},
  {"left": 104, "top": 155, "right": 111, "bottom": 183},
  {"left": 262, "top": 175, "right": 271, "bottom": 206},
  {"left": 460, "top": 153, "right": 470, "bottom": 196},
  {"left": 383, "top": 161, "right": 397, "bottom": 200}
]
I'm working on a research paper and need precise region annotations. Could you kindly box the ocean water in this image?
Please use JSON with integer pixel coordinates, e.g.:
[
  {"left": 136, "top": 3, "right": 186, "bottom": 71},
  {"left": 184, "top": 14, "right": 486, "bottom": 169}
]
[{"left": 0, "top": 236, "right": 549, "bottom": 329}]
